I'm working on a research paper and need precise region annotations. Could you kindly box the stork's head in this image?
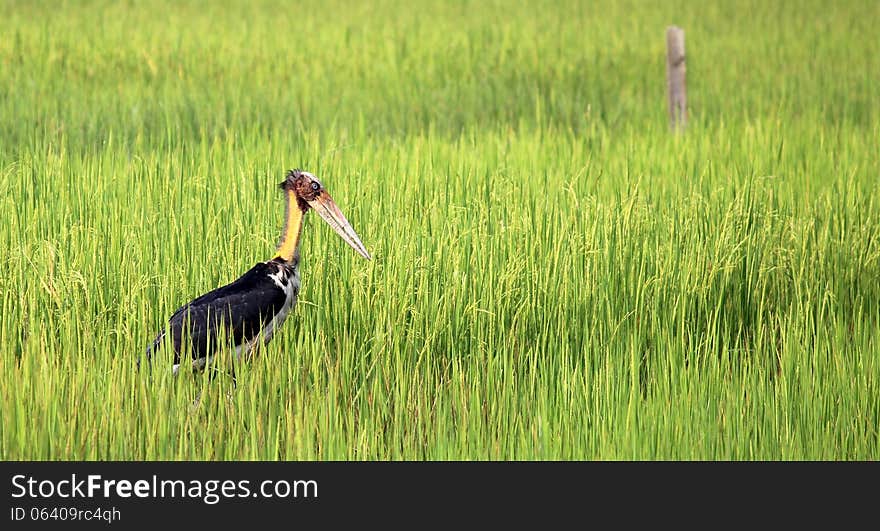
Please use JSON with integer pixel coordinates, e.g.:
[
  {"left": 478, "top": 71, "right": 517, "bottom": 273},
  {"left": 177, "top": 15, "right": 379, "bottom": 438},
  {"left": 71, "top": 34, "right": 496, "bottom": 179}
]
[{"left": 280, "top": 169, "right": 371, "bottom": 260}]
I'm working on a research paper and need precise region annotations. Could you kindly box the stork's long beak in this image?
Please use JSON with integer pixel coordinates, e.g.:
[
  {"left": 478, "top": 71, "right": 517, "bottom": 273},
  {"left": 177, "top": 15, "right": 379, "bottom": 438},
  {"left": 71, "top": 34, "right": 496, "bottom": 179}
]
[{"left": 307, "top": 191, "right": 371, "bottom": 260}]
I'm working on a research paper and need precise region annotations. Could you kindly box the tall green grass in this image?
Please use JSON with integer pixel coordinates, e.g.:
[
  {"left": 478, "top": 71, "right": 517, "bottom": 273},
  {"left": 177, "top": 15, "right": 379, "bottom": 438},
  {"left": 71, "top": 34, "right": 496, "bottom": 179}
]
[{"left": 1, "top": 0, "right": 878, "bottom": 459}]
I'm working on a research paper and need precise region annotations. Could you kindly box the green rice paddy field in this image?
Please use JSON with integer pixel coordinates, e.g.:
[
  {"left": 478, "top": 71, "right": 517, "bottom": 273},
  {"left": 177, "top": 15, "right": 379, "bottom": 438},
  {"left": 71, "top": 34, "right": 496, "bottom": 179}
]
[{"left": 1, "top": 0, "right": 878, "bottom": 459}]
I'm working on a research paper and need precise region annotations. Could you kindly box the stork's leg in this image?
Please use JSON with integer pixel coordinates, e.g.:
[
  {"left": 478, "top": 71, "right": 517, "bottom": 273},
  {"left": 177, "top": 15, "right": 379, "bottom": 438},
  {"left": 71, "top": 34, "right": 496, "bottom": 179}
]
[
  {"left": 230, "top": 355, "right": 238, "bottom": 389},
  {"left": 228, "top": 339, "right": 258, "bottom": 390},
  {"left": 191, "top": 389, "right": 203, "bottom": 410}
]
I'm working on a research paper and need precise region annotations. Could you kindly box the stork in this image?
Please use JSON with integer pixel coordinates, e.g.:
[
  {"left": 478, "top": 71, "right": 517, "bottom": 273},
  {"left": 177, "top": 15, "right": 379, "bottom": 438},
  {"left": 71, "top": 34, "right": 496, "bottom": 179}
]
[{"left": 142, "top": 169, "right": 370, "bottom": 378}]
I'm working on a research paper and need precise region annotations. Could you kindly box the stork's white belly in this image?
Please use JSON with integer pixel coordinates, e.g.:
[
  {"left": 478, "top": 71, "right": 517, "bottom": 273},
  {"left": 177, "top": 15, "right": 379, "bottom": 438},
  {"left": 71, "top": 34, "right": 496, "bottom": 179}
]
[
  {"left": 261, "top": 277, "right": 297, "bottom": 341},
  {"left": 237, "top": 264, "right": 300, "bottom": 360}
]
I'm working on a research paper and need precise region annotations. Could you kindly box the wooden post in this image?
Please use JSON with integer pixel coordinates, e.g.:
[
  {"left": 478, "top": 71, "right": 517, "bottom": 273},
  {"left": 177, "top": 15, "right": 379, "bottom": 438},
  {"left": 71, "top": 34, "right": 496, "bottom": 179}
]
[{"left": 666, "top": 26, "right": 687, "bottom": 132}]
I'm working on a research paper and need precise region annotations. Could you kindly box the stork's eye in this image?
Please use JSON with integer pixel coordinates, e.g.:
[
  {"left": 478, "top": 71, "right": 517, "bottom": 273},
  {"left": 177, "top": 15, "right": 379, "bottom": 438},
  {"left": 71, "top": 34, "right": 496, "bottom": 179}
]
[{"left": 311, "top": 182, "right": 320, "bottom": 191}]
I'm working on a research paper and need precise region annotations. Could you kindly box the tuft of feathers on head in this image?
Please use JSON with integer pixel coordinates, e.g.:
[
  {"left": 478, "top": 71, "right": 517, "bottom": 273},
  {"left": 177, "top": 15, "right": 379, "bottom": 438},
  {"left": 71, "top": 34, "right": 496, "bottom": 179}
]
[{"left": 279, "top": 169, "right": 302, "bottom": 190}]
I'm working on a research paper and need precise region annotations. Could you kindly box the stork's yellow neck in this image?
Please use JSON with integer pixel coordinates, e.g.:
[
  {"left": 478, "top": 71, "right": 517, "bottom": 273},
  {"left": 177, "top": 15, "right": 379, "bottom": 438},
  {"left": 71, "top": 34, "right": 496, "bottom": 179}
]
[{"left": 274, "top": 189, "right": 304, "bottom": 262}]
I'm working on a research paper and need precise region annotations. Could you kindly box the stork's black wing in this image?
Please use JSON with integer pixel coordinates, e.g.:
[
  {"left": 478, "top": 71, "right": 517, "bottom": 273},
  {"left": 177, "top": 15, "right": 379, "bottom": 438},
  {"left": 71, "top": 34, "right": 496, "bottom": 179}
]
[{"left": 144, "top": 261, "right": 289, "bottom": 369}]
